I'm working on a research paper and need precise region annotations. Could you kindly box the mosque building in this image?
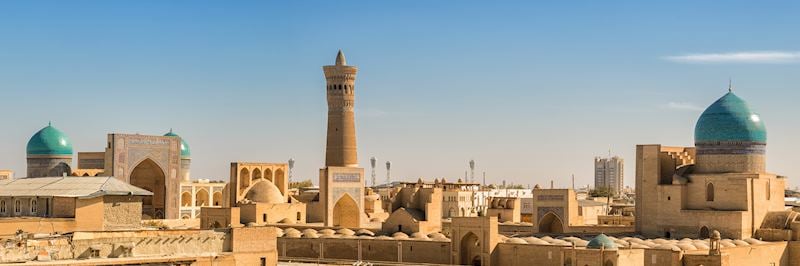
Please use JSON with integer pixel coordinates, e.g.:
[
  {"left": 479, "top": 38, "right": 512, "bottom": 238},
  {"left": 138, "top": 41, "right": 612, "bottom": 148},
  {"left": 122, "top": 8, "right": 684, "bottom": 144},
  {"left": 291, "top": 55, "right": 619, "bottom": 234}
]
[
  {"left": 20, "top": 124, "right": 223, "bottom": 220},
  {"left": 636, "top": 88, "right": 787, "bottom": 239}
]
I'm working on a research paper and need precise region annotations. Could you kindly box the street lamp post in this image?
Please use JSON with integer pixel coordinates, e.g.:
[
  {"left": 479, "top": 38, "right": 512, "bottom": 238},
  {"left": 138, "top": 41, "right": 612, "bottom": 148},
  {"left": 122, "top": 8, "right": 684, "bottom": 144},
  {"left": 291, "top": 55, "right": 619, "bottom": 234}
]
[{"left": 288, "top": 158, "right": 295, "bottom": 184}]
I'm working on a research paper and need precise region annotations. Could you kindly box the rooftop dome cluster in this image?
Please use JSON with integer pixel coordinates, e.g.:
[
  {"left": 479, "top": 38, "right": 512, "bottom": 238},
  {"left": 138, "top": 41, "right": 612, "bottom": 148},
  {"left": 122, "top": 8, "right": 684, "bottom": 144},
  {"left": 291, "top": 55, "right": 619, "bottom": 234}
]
[
  {"left": 500, "top": 234, "right": 767, "bottom": 251},
  {"left": 277, "top": 228, "right": 449, "bottom": 241}
]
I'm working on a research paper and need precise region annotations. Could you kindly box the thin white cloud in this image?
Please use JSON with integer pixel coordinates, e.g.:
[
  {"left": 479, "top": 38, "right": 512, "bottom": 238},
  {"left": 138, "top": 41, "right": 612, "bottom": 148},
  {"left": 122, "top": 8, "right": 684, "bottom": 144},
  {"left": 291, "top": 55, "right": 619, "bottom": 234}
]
[
  {"left": 663, "top": 102, "right": 703, "bottom": 111},
  {"left": 664, "top": 51, "right": 800, "bottom": 63}
]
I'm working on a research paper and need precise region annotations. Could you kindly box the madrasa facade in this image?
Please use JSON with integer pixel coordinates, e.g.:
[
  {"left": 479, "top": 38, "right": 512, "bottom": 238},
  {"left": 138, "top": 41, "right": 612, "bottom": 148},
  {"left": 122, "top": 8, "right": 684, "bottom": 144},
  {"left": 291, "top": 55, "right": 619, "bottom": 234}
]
[{"left": 24, "top": 124, "right": 220, "bottom": 219}]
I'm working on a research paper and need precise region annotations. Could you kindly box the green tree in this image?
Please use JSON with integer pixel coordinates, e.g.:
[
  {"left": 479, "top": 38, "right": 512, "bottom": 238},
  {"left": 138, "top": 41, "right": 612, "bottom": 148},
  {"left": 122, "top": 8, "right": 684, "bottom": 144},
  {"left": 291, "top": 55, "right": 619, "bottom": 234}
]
[{"left": 589, "top": 186, "right": 614, "bottom": 198}]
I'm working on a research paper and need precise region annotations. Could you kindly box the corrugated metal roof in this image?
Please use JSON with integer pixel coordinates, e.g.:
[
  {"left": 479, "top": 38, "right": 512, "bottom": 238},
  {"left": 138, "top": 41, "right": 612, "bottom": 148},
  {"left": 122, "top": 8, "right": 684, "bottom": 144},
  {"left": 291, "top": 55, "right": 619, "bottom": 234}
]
[{"left": 0, "top": 177, "right": 153, "bottom": 198}]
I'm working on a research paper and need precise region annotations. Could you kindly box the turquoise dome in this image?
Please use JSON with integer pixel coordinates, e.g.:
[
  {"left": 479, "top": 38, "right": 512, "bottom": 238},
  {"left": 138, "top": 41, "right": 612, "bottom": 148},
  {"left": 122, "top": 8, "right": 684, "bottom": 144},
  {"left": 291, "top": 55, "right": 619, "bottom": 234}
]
[
  {"left": 695, "top": 92, "right": 766, "bottom": 144},
  {"left": 164, "top": 130, "right": 191, "bottom": 158},
  {"left": 27, "top": 123, "right": 73, "bottom": 156},
  {"left": 586, "top": 234, "right": 617, "bottom": 250}
]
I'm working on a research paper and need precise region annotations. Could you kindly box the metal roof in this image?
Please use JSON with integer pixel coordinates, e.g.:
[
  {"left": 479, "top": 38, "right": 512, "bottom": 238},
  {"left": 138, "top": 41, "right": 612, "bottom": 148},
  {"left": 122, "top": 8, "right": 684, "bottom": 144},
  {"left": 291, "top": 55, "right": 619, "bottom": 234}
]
[{"left": 0, "top": 177, "right": 153, "bottom": 199}]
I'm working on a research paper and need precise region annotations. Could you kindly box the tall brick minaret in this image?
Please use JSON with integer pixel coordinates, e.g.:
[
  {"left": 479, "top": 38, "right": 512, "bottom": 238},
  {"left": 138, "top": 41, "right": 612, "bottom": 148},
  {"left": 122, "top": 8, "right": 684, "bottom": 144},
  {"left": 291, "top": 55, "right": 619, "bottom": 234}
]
[{"left": 323, "top": 50, "right": 359, "bottom": 167}]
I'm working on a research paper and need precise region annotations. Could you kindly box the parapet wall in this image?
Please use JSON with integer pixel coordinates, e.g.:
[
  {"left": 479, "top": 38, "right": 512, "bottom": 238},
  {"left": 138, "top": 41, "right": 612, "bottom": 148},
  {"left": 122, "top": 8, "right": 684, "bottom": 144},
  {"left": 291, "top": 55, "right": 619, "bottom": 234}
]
[
  {"left": 0, "top": 236, "right": 72, "bottom": 263},
  {"left": 493, "top": 243, "right": 565, "bottom": 266},
  {"left": 0, "top": 227, "right": 279, "bottom": 265},
  {"left": 0, "top": 218, "right": 78, "bottom": 237},
  {"left": 278, "top": 237, "right": 451, "bottom": 264},
  {"left": 71, "top": 229, "right": 228, "bottom": 259}
]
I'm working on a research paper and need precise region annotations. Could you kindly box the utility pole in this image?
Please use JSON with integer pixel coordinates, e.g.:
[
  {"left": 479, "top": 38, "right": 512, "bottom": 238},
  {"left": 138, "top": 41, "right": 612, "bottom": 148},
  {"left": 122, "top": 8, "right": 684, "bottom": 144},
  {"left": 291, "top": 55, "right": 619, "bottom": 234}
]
[
  {"left": 385, "top": 161, "right": 392, "bottom": 184},
  {"left": 469, "top": 159, "right": 475, "bottom": 183},
  {"left": 288, "top": 158, "right": 295, "bottom": 184},
  {"left": 370, "top": 157, "right": 377, "bottom": 187},
  {"left": 571, "top": 174, "right": 575, "bottom": 190}
]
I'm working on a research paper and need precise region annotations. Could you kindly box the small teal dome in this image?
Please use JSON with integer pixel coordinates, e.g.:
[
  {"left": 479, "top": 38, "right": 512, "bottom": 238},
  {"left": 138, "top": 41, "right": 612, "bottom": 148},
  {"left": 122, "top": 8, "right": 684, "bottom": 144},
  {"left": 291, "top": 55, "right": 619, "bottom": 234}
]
[
  {"left": 695, "top": 92, "right": 766, "bottom": 144},
  {"left": 164, "top": 130, "right": 191, "bottom": 158},
  {"left": 587, "top": 234, "right": 617, "bottom": 249},
  {"left": 27, "top": 123, "right": 73, "bottom": 156}
]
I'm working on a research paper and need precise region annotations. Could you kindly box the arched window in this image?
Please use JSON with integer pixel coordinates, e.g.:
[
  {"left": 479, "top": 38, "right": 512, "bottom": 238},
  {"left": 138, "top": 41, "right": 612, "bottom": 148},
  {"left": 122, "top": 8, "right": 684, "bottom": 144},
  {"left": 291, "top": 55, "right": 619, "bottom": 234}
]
[
  {"left": 706, "top": 183, "right": 715, "bottom": 202},
  {"left": 14, "top": 200, "right": 21, "bottom": 214},
  {"left": 699, "top": 226, "right": 710, "bottom": 239},
  {"left": 767, "top": 180, "right": 771, "bottom": 200},
  {"left": 30, "top": 199, "right": 37, "bottom": 214}
]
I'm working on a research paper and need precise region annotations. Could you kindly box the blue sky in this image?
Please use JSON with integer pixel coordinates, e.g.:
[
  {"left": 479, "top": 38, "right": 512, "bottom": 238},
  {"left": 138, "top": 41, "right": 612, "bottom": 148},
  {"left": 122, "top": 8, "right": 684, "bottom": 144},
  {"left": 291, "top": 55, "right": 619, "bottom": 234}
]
[{"left": 1, "top": 1, "right": 799, "bottom": 188}]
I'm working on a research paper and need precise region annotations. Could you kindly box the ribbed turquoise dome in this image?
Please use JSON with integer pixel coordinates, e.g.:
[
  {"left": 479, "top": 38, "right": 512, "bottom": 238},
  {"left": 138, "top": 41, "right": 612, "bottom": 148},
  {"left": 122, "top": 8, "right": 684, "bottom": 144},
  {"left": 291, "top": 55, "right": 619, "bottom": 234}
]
[
  {"left": 695, "top": 92, "right": 766, "bottom": 144},
  {"left": 164, "top": 130, "right": 191, "bottom": 158},
  {"left": 586, "top": 234, "right": 617, "bottom": 250},
  {"left": 27, "top": 123, "right": 73, "bottom": 156}
]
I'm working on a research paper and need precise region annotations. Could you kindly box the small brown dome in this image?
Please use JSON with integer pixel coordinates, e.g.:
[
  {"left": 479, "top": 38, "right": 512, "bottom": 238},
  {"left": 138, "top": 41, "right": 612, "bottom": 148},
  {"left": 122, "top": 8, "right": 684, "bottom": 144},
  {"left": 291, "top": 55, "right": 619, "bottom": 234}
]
[{"left": 245, "top": 181, "right": 285, "bottom": 204}]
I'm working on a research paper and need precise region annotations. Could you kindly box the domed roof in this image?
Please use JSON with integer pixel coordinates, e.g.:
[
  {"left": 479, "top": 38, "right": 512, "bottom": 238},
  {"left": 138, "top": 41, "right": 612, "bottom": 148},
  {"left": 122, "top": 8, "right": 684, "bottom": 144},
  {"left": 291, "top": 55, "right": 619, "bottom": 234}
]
[
  {"left": 695, "top": 92, "right": 766, "bottom": 144},
  {"left": 587, "top": 234, "right": 617, "bottom": 250},
  {"left": 27, "top": 123, "right": 73, "bottom": 156},
  {"left": 164, "top": 129, "right": 191, "bottom": 158},
  {"left": 244, "top": 181, "right": 285, "bottom": 204}
]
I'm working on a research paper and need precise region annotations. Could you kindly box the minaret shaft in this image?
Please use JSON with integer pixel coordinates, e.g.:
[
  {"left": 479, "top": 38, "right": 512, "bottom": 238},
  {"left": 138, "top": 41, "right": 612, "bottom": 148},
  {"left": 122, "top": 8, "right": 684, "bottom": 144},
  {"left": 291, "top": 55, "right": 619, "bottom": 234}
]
[{"left": 323, "top": 51, "right": 359, "bottom": 167}]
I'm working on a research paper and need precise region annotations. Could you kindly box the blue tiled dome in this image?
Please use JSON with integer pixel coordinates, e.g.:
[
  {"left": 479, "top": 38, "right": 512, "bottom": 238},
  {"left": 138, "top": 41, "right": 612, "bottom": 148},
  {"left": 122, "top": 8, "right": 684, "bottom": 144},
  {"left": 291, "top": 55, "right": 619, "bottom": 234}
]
[
  {"left": 164, "top": 130, "right": 191, "bottom": 158},
  {"left": 695, "top": 92, "right": 766, "bottom": 144},
  {"left": 27, "top": 123, "right": 73, "bottom": 156},
  {"left": 586, "top": 234, "right": 617, "bottom": 250}
]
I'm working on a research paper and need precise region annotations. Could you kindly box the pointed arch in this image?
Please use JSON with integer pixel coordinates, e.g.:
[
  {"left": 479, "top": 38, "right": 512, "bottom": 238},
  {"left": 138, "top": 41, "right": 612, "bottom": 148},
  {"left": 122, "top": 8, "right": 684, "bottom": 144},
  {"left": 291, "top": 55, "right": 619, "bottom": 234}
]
[
  {"left": 460, "top": 231, "right": 481, "bottom": 266},
  {"left": 252, "top": 168, "right": 262, "bottom": 181},
  {"left": 332, "top": 193, "right": 359, "bottom": 227},
  {"left": 706, "top": 183, "right": 715, "bottom": 202},
  {"left": 195, "top": 188, "right": 209, "bottom": 207},
  {"left": 239, "top": 168, "right": 251, "bottom": 194},
  {"left": 699, "top": 226, "right": 710, "bottom": 239},
  {"left": 264, "top": 168, "right": 273, "bottom": 182},
  {"left": 181, "top": 191, "right": 192, "bottom": 207},
  {"left": 213, "top": 191, "right": 222, "bottom": 206},
  {"left": 538, "top": 212, "right": 564, "bottom": 233},
  {"left": 130, "top": 158, "right": 167, "bottom": 219}
]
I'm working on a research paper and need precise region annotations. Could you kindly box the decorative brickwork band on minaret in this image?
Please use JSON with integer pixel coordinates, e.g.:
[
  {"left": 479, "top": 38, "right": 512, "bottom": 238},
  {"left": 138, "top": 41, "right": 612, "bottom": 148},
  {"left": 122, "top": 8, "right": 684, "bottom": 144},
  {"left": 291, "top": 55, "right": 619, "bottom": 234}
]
[{"left": 323, "top": 50, "right": 359, "bottom": 167}]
